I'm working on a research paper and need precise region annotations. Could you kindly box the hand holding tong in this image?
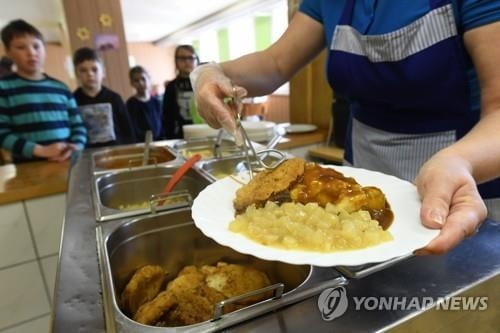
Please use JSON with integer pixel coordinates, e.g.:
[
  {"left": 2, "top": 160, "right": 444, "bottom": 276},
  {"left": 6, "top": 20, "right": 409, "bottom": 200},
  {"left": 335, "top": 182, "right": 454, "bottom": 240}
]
[{"left": 230, "top": 86, "right": 286, "bottom": 179}]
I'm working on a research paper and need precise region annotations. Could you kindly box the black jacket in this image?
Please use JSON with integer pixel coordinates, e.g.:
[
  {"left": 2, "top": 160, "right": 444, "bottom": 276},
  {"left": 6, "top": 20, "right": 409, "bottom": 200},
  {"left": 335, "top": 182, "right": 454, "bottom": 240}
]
[
  {"left": 126, "top": 96, "right": 164, "bottom": 142},
  {"left": 74, "top": 86, "right": 135, "bottom": 147},
  {"left": 162, "top": 76, "right": 193, "bottom": 139}
]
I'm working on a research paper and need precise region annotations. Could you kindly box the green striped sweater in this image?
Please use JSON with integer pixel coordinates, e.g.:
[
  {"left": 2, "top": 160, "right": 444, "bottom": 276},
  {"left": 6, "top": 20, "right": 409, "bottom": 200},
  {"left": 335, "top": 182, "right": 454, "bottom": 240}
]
[{"left": 0, "top": 73, "right": 87, "bottom": 161}]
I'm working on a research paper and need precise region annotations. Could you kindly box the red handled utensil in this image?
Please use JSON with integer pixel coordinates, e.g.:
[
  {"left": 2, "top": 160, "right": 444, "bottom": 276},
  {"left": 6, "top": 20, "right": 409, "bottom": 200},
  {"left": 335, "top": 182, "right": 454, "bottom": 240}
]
[
  {"left": 156, "top": 153, "right": 202, "bottom": 208},
  {"left": 162, "top": 154, "right": 202, "bottom": 194}
]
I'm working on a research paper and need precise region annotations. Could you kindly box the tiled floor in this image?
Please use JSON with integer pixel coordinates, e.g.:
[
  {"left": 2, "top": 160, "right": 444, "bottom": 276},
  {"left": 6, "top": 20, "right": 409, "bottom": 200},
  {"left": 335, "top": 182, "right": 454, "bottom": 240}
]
[{"left": 0, "top": 194, "right": 65, "bottom": 332}]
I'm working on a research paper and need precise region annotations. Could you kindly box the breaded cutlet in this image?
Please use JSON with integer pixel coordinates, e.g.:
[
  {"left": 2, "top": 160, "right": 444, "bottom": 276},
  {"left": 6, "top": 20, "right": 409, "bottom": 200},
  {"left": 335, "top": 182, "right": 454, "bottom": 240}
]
[
  {"left": 120, "top": 265, "right": 167, "bottom": 316},
  {"left": 233, "top": 158, "right": 305, "bottom": 213}
]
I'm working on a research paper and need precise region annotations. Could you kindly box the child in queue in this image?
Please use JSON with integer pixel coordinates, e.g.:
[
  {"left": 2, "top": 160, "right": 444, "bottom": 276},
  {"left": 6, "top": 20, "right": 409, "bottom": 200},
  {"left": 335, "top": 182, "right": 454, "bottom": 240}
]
[
  {"left": 0, "top": 19, "right": 86, "bottom": 163},
  {"left": 163, "top": 45, "right": 199, "bottom": 139},
  {"left": 73, "top": 47, "right": 134, "bottom": 148},
  {"left": 126, "top": 66, "right": 163, "bottom": 142}
]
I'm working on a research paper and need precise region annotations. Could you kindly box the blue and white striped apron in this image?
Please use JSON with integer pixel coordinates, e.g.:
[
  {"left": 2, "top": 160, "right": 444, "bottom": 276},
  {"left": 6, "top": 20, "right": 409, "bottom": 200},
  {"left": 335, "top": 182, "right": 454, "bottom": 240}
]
[{"left": 328, "top": 0, "right": 500, "bottom": 221}]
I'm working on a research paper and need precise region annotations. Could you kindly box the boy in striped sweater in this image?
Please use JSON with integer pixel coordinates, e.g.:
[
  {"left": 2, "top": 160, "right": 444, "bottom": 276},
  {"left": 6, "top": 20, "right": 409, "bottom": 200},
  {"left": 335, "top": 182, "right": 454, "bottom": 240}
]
[{"left": 0, "top": 20, "right": 87, "bottom": 163}]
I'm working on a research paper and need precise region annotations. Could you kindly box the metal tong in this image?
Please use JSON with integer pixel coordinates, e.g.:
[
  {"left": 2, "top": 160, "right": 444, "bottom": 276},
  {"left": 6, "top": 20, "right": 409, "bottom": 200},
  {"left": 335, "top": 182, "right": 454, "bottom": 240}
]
[{"left": 231, "top": 86, "right": 287, "bottom": 179}]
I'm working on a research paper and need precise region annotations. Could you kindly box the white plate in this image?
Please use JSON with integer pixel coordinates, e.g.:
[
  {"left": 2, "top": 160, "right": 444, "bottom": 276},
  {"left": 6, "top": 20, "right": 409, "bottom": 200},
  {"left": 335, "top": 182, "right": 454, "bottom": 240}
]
[
  {"left": 285, "top": 123, "right": 318, "bottom": 134},
  {"left": 192, "top": 166, "right": 439, "bottom": 267}
]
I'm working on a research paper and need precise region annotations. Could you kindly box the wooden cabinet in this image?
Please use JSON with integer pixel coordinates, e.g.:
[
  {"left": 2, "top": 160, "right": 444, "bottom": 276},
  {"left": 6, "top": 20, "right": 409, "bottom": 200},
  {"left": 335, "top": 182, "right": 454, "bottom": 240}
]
[
  {"left": 288, "top": 0, "right": 333, "bottom": 130},
  {"left": 289, "top": 50, "right": 333, "bottom": 130}
]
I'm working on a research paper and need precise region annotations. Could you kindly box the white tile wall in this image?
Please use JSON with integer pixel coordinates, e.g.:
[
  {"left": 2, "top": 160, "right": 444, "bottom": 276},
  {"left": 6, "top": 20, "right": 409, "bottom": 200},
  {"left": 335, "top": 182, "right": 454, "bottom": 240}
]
[
  {"left": 0, "top": 262, "right": 50, "bottom": 330},
  {"left": 1, "top": 314, "right": 50, "bottom": 333},
  {"left": 0, "top": 202, "right": 36, "bottom": 268},
  {"left": 0, "top": 193, "right": 66, "bottom": 331},
  {"left": 24, "top": 194, "right": 66, "bottom": 257},
  {"left": 40, "top": 255, "right": 58, "bottom": 304}
]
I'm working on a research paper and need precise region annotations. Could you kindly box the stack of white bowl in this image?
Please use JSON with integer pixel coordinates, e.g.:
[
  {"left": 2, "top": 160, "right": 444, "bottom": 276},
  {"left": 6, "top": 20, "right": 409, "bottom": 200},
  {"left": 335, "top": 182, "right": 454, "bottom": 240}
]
[
  {"left": 182, "top": 124, "right": 219, "bottom": 139},
  {"left": 240, "top": 121, "right": 276, "bottom": 142},
  {"left": 183, "top": 122, "right": 276, "bottom": 142}
]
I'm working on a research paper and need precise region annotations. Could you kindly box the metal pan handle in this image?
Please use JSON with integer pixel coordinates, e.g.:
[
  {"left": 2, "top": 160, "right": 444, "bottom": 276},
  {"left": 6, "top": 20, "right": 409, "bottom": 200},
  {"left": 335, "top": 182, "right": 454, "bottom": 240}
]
[
  {"left": 335, "top": 253, "right": 414, "bottom": 279},
  {"left": 212, "top": 282, "right": 285, "bottom": 321},
  {"left": 149, "top": 190, "right": 192, "bottom": 213}
]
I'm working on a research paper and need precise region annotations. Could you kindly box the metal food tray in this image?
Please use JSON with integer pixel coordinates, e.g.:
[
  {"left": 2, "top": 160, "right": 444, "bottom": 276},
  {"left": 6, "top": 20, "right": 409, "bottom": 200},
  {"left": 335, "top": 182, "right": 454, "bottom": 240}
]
[
  {"left": 96, "top": 208, "right": 348, "bottom": 332},
  {"left": 91, "top": 165, "right": 211, "bottom": 222},
  {"left": 91, "top": 143, "right": 183, "bottom": 175}
]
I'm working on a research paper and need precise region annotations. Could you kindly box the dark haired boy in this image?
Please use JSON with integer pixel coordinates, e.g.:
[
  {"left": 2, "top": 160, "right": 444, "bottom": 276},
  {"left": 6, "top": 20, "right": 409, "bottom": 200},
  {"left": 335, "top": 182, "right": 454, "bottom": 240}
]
[
  {"left": 0, "top": 19, "right": 87, "bottom": 162},
  {"left": 73, "top": 47, "right": 134, "bottom": 147},
  {"left": 126, "top": 66, "right": 163, "bottom": 141}
]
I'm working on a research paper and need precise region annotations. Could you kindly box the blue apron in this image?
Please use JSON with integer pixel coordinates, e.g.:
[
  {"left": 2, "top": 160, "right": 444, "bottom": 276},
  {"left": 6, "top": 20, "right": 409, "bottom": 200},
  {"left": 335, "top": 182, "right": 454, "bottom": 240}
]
[{"left": 327, "top": 0, "right": 500, "bottom": 220}]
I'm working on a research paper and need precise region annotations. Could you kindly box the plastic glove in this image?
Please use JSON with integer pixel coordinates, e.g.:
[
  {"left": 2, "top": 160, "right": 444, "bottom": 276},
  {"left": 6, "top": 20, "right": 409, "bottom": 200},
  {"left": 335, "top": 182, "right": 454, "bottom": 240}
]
[
  {"left": 414, "top": 153, "right": 487, "bottom": 255},
  {"left": 190, "top": 63, "right": 247, "bottom": 140}
]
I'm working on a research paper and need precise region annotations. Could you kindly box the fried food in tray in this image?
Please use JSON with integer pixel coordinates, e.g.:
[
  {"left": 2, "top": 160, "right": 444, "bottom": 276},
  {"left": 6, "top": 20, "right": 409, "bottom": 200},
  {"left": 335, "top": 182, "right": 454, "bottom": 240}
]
[
  {"left": 123, "top": 262, "right": 271, "bottom": 327},
  {"left": 120, "top": 265, "right": 167, "bottom": 316},
  {"left": 201, "top": 262, "right": 271, "bottom": 305},
  {"left": 233, "top": 158, "right": 393, "bottom": 228}
]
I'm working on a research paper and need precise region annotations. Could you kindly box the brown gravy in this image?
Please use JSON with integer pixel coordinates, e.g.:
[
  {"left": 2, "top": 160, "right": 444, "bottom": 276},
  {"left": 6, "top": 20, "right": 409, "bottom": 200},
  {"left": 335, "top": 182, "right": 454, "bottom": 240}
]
[{"left": 290, "top": 164, "right": 394, "bottom": 230}]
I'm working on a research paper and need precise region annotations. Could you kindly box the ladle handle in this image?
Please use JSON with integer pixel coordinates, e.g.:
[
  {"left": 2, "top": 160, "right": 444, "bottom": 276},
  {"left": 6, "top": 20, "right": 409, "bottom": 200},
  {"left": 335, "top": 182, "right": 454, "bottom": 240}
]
[
  {"left": 142, "top": 130, "right": 153, "bottom": 166},
  {"left": 162, "top": 154, "right": 202, "bottom": 194}
]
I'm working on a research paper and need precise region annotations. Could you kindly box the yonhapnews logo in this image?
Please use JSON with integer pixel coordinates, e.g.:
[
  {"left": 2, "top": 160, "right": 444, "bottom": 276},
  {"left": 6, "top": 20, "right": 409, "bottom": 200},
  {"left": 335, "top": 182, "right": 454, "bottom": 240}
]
[
  {"left": 317, "top": 287, "right": 488, "bottom": 321},
  {"left": 317, "top": 286, "right": 348, "bottom": 321}
]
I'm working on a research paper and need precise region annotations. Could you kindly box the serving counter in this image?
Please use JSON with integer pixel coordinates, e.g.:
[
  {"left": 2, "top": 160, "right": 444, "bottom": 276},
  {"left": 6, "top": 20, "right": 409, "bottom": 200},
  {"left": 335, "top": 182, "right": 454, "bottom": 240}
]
[
  {"left": 0, "top": 160, "right": 69, "bottom": 204},
  {"left": 51, "top": 144, "right": 499, "bottom": 332}
]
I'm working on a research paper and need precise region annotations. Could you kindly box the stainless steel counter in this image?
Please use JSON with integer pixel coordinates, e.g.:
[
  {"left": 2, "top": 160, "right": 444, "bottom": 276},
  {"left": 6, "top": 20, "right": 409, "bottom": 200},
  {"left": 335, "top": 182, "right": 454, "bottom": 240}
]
[{"left": 51, "top": 149, "right": 500, "bottom": 332}]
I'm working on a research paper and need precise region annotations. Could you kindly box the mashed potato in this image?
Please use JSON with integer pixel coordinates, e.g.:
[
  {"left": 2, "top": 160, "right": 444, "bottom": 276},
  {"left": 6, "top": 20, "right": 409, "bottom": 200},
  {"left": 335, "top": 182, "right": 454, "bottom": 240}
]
[
  {"left": 181, "top": 148, "right": 214, "bottom": 159},
  {"left": 118, "top": 202, "right": 149, "bottom": 211},
  {"left": 229, "top": 201, "right": 392, "bottom": 252},
  {"left": 118, "top": 195, "right": 189, "bottom": 211},
  {"left": 211, "top": 171, "right": 233, "bottom": 180}
]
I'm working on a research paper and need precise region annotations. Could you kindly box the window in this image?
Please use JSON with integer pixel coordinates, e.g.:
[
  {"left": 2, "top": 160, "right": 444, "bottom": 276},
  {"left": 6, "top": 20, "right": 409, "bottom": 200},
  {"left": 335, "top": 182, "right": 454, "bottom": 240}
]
[
  {"left": 181, "top": 0, "right": 287, "bottom": 62},
  {"left": 180, "top": 0, "right": 288, "bottom": 94}
]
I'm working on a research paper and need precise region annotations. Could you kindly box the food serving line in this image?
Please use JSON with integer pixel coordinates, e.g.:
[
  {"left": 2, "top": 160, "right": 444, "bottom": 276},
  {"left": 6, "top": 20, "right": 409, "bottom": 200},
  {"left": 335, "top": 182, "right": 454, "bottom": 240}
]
[{"left": 51, "top": 139, "right": 500, "bottom": 332}]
